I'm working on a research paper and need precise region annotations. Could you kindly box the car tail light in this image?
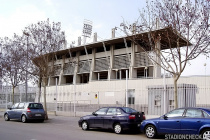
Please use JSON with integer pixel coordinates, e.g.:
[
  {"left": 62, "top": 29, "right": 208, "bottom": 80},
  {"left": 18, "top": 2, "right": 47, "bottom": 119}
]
[
  {"left": 27, "top": 108, "right": 31, "bottom": 112},
  {"left": 143, "top": 114, "right": 146, "bottom": 120},
  {"left": 129, "top": 115, "right": 136, "bottom": 120}
]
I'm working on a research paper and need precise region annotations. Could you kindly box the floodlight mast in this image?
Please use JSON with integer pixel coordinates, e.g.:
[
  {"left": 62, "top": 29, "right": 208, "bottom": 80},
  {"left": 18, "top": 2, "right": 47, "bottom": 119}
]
[
  {"left": 82, "top": 19, "right": 93, "bottom": 43},
  {"left": 82, "top": 19, "right": 93, "bottom": 67},
  {"left": 72, "top": 19, "right": 93, "bottom": 116}
]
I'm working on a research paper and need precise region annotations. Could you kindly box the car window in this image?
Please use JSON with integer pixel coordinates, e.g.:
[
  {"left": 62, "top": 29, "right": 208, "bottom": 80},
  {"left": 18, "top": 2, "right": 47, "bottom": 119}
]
[
  {"left": 166, "top": 109, "right": 185, "bottom": 117},
  {"left": 116, "top": 109, "right": 122, "bottom": 115},
  {"left": 185, "top": 109, "right": 203, "bottom": 118},
  {"left": 107, "top": 108, "right": 116, "bottom": 115},
  {"left": 203, "top": 111, "right": 209, "bottom": 118},
  {"left": 12, "top": 103, "right": 19, "bottom": 109},
  {"left": 121, "top": 107, "right": 137, "bottom": 113},
  {"left": 95, "top": 108, "right": 108, "bottom": 115},
  {"left": 28, "top": 103, "right": 43, "bottom": 109},
  {"left": 18, "top": 103, "right": 25, "bottom": 109}
]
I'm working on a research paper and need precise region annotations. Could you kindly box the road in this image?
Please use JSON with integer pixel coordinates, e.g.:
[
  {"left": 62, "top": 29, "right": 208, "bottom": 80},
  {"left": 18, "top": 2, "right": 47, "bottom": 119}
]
[{"left": 0, "top": 113, "right": 161, "bottom": 140}]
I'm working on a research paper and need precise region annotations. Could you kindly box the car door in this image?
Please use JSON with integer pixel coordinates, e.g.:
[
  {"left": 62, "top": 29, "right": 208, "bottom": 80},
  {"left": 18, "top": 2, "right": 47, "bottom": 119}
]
[
  {"left": 157, "top": 108, "right": 185, "bottom": 134},
  {"left": 16, "top": 103, "right": 25, "bottom": 119},
  {"left": 8, "top": 103, "right": 19, "bottom": 119},
  {"left": 103, "top": 108, "right": 118, "bottom": 129},
  {"left": 180, "top": 108, "right": 204, "bottom": 134},
  {"left": 92, "top": 108, "right": 108, "bottom": 128}
]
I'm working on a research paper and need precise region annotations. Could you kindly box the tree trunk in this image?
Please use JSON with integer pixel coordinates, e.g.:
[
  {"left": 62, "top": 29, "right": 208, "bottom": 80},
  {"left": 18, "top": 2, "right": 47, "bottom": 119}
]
[
  {"left": 43, "top": 77, "right": 48, "bottom": 120},
  {"left": 173, "top": 75, "right": 178, "bottom": 109},
  {"left": 12, "top": 86, "right": 15, "bottom": 104},
  {"left": 38, "top": 76, "right": 42, "bottom": 103}
]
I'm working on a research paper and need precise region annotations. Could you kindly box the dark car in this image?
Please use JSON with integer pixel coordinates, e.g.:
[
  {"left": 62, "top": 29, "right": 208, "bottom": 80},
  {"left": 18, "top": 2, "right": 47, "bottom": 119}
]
[
  {"left": 4, "top": 102, "right": 45, "bottom": 123},
  {"left": 140, "top": 107, "right": 210, "bottom": 139},
  {"left": 78, "top": 107, "right": 145, "bottom": 134}
]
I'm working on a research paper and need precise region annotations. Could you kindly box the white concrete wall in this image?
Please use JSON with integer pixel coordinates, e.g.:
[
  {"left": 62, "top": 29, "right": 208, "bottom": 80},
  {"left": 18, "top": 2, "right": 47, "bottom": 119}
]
[{"left": 40, "top": 76, "right": 210, "bottom": 106}]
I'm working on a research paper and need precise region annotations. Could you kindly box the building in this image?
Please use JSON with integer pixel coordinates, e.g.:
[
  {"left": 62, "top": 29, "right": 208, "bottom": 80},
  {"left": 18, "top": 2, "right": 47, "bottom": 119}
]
[{"left": 35, "top": 27, "right": 210, "bottom": 115}]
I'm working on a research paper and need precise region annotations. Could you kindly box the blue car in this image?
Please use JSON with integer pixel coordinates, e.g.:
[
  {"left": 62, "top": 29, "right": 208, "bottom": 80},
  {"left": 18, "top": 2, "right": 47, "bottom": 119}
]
[
  {"left": 140, "top": 107, "right": 210, "bottom": 139},
  {"left": 78, "top": 107, "right": 145, "bottom": 134}
]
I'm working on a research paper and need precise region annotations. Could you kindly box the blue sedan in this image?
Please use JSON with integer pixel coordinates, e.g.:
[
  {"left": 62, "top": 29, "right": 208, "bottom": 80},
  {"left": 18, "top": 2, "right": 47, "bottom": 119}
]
[
  {"left": 140, "top": 107, "right": 210, "bottom": 139},
  {"left": 78, "top": 107, "right": 145, "bottom": 134}
]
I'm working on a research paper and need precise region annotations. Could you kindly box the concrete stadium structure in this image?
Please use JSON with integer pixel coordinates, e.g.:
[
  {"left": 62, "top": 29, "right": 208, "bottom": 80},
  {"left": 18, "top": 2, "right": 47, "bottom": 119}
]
[{"left": 36, "top": 27, "right": 210, "bottom": 115}]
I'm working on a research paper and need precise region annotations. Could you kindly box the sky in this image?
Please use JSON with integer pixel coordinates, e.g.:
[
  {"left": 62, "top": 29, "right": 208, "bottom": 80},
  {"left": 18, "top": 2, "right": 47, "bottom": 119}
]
[{"left": 0, "top": 0, "right": 209, "bottom": 76}]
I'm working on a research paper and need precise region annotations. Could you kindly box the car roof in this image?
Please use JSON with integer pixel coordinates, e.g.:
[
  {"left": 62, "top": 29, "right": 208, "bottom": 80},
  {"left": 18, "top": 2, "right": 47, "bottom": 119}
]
[
  {"left": 170, "top": 107, "right": 210, "bottom": 114},
  {"left": 99, "top": 107, "right": 132, "bottom": 109},
  {"left": 176, "top": 107, "right": 210, "bottom": 110}
]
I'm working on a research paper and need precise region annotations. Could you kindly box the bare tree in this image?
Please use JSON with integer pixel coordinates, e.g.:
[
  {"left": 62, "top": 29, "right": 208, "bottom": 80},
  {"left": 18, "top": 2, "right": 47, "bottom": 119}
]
[
  {"left": 24, "top": 19, "right": 66, "bottom": 119},
  {"left": 1, "top": 35, "right": 25, "bottom": 104},
  {"left": 120, "top": 0, "right": 209, "bottom": 108}
]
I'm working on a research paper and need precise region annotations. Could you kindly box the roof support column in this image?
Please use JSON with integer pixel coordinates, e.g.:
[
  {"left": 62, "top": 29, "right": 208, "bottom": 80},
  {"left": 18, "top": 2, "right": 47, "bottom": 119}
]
[
  {"left": 129, "top": 41, "right": 137, "bottom": 78},
  {"left": 153, "top": 37, "right": 161, "bottom": 78},
  {"left": 89, "top": 48, "right": 96, "bottom": 81}
]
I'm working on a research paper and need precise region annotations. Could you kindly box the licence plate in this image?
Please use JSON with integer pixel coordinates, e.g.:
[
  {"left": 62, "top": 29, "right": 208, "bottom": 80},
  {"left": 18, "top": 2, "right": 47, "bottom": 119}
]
[{"left": 35, "top": 114, "right": 41, "bottom": 116}]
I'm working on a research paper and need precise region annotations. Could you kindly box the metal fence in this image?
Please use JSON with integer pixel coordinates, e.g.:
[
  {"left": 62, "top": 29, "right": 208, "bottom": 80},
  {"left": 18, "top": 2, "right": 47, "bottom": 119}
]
[
  {"left": 0, "top": 93, "right": 36, "bottom": 110},
  {"left": 45, "top": 102, "right": 148, "bottom": 115},
  {"left": 43, "top": 83, "right": 209, "bottom": 116}
]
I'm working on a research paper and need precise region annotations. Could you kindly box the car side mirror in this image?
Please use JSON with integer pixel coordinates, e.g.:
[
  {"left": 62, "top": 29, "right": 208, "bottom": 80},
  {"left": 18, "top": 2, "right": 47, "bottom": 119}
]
[
  {"left": 163, "top": 115, "right": 168, "bottom": 120},
  {"left": 92, "top": 112, "right": 97, "bottom": 116}
]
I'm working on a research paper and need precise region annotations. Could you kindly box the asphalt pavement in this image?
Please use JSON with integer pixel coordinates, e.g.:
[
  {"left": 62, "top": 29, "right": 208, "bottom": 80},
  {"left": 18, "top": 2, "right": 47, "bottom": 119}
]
[{"left": 0, "top": 110, "right": 161, "bottom": 140}]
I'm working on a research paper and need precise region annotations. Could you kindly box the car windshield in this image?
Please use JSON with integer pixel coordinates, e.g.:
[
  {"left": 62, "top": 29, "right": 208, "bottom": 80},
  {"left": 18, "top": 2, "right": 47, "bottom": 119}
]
[
  {"left": 121, "top": 107, "right": 137, "bottom": 113},
  {"left": 28, "top": 103, "right": 43, "bottom": 109},
  {"left": 203, "top": 109, "right": 210, "bottom": 115},
  {"left": 165, "top": 109, "right": 185, "bottom": 117}
]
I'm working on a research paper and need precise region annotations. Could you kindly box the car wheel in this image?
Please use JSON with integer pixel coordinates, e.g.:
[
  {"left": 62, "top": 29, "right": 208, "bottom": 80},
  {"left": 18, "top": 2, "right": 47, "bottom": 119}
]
[
  {"left": 21, "top": 115, "right": 27, "bottom": 123},
  {"left": 114, "top": 123, "right": 122, "bottom": 134},
  {"left": 145, "top": 125, "right": 156, "bottom": 138},
  {"left": 4, "top": 114, "right": 10, "bottom": 121},
  {"left": 202, "top": 129, "right": 210, "bottom": 140},
  {"left": 81, "top": 121, "right": 89, "bottom": 130}
]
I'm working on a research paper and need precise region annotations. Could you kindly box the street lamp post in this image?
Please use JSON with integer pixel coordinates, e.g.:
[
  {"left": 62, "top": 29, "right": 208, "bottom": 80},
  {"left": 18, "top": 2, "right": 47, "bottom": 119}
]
[
  {"left": 204, "top": 63, "right": 207, "bottom": 99},
  {"left": 23, "top": 31, "right": 29, "bottom": 102}
]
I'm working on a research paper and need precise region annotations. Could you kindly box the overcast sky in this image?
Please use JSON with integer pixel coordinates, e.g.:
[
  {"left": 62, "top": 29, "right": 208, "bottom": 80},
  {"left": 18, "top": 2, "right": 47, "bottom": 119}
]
[{"left": 0, "top": 0, "right": 209, "bottom": 76}]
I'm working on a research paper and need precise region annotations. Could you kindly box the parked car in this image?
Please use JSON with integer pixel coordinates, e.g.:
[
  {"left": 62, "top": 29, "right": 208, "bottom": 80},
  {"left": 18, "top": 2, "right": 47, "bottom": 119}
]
[
  {"left": 78, "top": 107, "right": 145, "bottom": 134},
  {"left": 4, "top": 102, "right": 45, "bottom": 123},
  {"left": 140, "top": 107, "right": 210, "bottom": 139}
]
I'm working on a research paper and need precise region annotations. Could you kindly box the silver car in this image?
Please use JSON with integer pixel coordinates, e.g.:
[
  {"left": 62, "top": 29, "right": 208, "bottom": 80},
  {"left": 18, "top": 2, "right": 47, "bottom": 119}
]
[{"left": 4, "top": 102, "right": 45, "bottom": 123}]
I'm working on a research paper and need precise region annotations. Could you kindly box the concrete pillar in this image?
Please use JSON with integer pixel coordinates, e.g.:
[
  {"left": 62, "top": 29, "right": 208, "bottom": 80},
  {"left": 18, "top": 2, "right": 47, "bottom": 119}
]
[
  {"left": 153, "top": 18, "right": 161, "bottom": 78},
  {"left": 129, "top": 42, "right": 137, "bottom": 78},
  {"left": 93, "top": 32, "right": 97, "bottom": 42},
  {"left": 132, "top": 23, "right": 136, "bottom": 35},
  {"left": 59, "top": 56, "right": 66, "bottom": 85},
  {"left": 112, "top": 28, "right": 115, "bottom": 38},
  {"left": 78, "top": 37, "right": 81, "bottom": 46},
  {"left": 47, "top": 77, "right": 51, "bottom": 86},
  {"left": 74, "top": 52, "right": 80, "bottom": 84},
  {"left": 153, "top": 38, "right": 161, "bottom": 78},
  {"left": 89, "top": 48, "right": 96, "bottom": 81},
  {"left": 108, "top": 45, "right": 115, "bottom": 80}
]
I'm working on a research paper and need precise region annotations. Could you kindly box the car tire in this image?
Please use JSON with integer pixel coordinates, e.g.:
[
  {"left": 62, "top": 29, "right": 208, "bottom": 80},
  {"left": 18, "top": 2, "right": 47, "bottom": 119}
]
[
  {"left": 114, "top": 123, "right": 122, "bottom": 134},
  {"left": 201, "top": 129, "right": 210, "bottom": 140},
  {"left": 21, "top": 115, "right": 27, "bottom": 123},
  {"left": 81, "top": 121, "right": 89, "bottom": 130},
  {"left": 4, "top": 114, "right": 10, "bottom": 121},
  {"left": 145, "top": 125, "right": 156, "bottom": 138}
]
